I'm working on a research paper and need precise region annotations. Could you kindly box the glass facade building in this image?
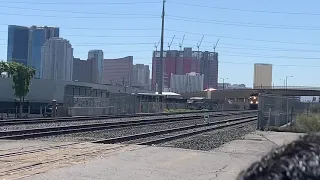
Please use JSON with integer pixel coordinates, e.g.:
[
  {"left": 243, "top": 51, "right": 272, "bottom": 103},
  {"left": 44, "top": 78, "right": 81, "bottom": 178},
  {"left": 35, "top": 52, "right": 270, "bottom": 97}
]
[
  {"left": 28, "top": 26, "right": 59, "bottom": 78},
  {"left": 7, "top": 25, "right": 59, "bottom": 78},
  {"left": 7, "top": 25, "right": 29, "bottom": 65},
  {"left": 88, "top": 50, "right": 104, "bottom": 84}
]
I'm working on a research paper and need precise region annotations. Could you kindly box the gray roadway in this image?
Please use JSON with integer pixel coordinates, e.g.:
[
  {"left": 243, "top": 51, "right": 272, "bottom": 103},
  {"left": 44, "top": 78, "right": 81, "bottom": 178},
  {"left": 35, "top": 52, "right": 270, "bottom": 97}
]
[{"left": 12, "top": 131, "right": 302, "bottom": 180}]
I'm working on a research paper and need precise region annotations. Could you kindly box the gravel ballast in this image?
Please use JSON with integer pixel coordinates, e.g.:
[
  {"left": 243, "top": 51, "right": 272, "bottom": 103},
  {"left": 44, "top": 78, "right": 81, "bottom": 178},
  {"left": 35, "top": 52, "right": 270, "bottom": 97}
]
[
  {"left": 159, "top": 121, "right": 257, "bottom": 151},
  {"left": 0, "top": 112, "right": 231, "bottom": 131},
  {"left": 30, "top": 114, "right": 256, "bottom": 142},
  {"left": 124, "top": 119, "right": 255, "bottom": 144}
]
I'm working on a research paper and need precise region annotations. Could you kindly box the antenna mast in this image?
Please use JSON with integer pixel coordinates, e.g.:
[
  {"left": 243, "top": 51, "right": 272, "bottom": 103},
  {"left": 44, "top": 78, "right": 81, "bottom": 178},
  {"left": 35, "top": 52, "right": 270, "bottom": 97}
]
[
  {"left": 168, "top": 35, "right": 175, "bottom": 50},
  {"left": 154, "top": 40, "right": 160, "bottom": 51},
  {"left": 197, "top": 35, "right": 204, "bottom": 53},
  {"left": 196, "top": 35, "right": 204, "bottom": 73},
  {"left": 179, "top": 34, "right": 185, "bottom": 51},
  {"left": 213, "top": 38, "right": 220, "bottom": 53}
]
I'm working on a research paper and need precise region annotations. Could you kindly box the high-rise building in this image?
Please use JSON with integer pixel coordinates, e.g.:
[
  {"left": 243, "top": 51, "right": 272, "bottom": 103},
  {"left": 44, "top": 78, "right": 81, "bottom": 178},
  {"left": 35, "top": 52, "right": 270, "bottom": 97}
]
[
  {"left": 152, "top": 47, "right": 218, "bottom": 91},
  {"left": 41, "top": 38, "right": 73, "bottom": 81},
  {"left": 7, "top": 25, "right": 30, "bottom": 65},
  {"left": 7, "top": 25, "right": 59, "bottom": 77},
  {"left": 28, "top": 26, "right": 59, "bottom": 78},
  {"left": 170, "top": 72, "right": 204, "bottom": 93},
  {"left": 200, "top": 51, "right": 219, "bottom": 89},
  {"left": 253, "top": 63, "right": 273, "bottom": 89},
  {"left": 132, "top": 64, "right": 150, "bottom": 90},
  {"left": 73, "top": 57, "right": 99, "bottom": 83},
  {"left": 103, "top": 56, "right": 133, "bottom": 86},
  {"left": 88, "top": 50, "right": 104, "bottom": 84},
  {"left": 152, "top": 48, "right": 193, "bottom": 91}
]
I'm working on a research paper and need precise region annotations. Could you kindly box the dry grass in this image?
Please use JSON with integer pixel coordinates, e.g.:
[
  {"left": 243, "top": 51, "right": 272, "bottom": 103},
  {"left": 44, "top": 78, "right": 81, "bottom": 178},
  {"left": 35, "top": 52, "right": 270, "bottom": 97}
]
[
  {"left": 266, "top": 113, "right": 320, "bottom": 133},
  {"left": 295, "top": 113, "right": 320, "bottom": 132}
]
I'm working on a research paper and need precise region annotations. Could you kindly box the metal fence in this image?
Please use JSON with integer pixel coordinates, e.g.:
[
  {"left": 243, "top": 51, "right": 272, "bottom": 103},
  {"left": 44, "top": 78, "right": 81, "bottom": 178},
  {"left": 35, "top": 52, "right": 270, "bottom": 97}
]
[{"left": 257, "top": 94, "right": 310, "bottom": 130}]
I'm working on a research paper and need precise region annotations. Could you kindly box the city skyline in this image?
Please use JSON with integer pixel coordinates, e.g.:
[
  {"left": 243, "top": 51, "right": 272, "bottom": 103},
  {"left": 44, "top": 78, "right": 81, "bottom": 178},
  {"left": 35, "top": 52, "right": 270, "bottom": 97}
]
[
  {"left": 0, "top": 0, "right": 319, "bottom": 87},
  {"left": 2, "top": 23, "right": 312, "bottom": 89}
]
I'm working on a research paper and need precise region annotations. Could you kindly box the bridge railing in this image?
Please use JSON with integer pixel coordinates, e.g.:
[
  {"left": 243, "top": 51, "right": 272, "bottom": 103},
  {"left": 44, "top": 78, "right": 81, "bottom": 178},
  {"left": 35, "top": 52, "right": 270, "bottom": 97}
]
[{"left": 254, "top": 86, "right": 320, "bottom": 91}]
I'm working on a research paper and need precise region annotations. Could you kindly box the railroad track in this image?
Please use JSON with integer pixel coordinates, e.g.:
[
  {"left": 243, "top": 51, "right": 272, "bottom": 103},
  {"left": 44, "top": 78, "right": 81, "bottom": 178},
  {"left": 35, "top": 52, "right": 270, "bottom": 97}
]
[
  {"left": 0, "top": 109, "right": 247, "bottom": 126},
  {"left": 93, "top": 115, "right": 257, "bottom": 145},
  {"left": 0, "top": 114, "right": 257, "bottom": 178},
  {"left": 0, "top": 113, "right": 257, "bottom": 159},
  {"left": 0, "top": 111, "right": 256, "bottom": 140},
  {"left": 0, "top": 144, "right": 131, "bottom": 179}
]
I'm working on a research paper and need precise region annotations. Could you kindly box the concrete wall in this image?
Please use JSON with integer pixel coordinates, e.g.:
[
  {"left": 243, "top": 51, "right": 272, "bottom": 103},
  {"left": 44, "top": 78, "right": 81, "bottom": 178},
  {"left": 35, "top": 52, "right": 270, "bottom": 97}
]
[
  {"left": 68, "top": 107, "right": 114, "bottom": 116},
  {"left": 0, "top": 78, "right": 154, "bottom": 104},
  {"left": 0, "top": 78, "right": 61, "bottom": 103}
]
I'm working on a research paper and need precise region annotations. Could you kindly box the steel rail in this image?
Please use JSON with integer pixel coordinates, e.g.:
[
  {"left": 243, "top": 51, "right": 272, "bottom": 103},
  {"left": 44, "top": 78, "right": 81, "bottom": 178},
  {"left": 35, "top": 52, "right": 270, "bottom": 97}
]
[
  {"left": 0, "top": 111, "right": 255, "bottom": 140},
  {"left": 0, "top": 110, "right": 255, "bottom": 125},
  {"left": 93, "top": 115, "right": 257, "bottom": 145}
]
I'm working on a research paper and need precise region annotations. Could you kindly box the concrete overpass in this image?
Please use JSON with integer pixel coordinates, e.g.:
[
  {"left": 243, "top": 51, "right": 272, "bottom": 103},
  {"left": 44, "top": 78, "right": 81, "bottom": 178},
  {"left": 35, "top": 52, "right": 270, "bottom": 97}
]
[{"left": 181, "top": 86, "right": 320, "bottom": 100}]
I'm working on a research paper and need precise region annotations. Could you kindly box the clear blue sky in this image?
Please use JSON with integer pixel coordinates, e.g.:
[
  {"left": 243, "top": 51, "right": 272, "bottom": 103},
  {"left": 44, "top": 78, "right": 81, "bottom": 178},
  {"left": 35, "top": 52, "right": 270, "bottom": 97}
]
[{"left": 0, "top": 0, "right": 319, "bottom": 88}]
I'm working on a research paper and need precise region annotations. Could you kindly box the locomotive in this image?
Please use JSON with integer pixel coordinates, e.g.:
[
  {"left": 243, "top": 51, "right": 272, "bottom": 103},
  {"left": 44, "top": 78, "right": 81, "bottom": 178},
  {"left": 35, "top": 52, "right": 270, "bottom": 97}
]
[{"left": 249, "top": 93, "right": 259, "bottom": 110}]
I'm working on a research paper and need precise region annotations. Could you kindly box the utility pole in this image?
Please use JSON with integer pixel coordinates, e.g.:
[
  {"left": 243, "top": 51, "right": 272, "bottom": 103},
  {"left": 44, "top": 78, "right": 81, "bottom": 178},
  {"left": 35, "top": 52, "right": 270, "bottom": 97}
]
[
  {"left": 158, "top": 0, "right": 166, "bottom": 95},
  {"left": 122, "top": 77, "right": 125, "bottom": 86},
  {"left": 285, "top": 76, "right": 293, "bottom": 89}
]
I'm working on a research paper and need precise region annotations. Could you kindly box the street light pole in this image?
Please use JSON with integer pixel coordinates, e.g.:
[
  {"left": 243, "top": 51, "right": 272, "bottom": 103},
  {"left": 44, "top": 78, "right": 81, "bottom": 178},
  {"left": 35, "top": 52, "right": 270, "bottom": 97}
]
[
  {"left": 280, "top": 78, "right": 285, "bottom": 88},
  {"left": 220, "top": 78, "right": 228, "bottom": 90},
  {"left": 285, "top": 76, "right": 293, "bottom": 89},
  {"left": 284, "top": 75, "right": 293, "bottom": 124}
]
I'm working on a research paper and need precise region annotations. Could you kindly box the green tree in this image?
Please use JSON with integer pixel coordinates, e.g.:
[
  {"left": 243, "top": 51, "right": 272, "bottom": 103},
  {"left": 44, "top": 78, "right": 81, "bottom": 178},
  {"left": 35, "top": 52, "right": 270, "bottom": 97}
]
[
  {"left": 0, "top": 61, "right": 8, "bottom": 74},
  {"left": 1, "top": 61, "right": 35, "bottom": 117},
  {"left": 0, "top": 61, "right": 16, "bottom": 77}
]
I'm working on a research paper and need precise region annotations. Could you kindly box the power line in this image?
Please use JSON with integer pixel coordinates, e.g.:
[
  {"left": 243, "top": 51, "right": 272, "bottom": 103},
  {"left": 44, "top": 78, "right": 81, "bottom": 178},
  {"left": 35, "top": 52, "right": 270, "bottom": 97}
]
[
  {"left": 0, "top": 35, "right": 319, "bottom": 55},
  {"left": 0, "top": 21, "right": 318, "bottom": 46},
  {"left": 0, "top": 5, "right": 159, "bottom": 16},
  {"left": 0, "top": 24, "right": 160, "bottom": 31},
  {"left": 0, "top": 41, "right": 319, "bottom": 59},
  {"left": 1, "top": 0, "right": 317, "bottom": 16},
  {"left": 220, "top": 51, "right": 320, "bottom": 60},
  {"left": 166, "top": 29, "right": 320, "bottom": 46},
  {"left": 0, "top": 42, "right": 156, "bottom": 46},
  {"left": 217, "top": 45, "right": 320, "bottom": 53},
  {"left": 0, "top": 12, "right": 158, "bottom": 19},
  {"left": 218, "top": 61, "right": 320, "bottom": 68},
  {"left": 0, "top": 0, "right": 159, "bottom": 5},
  {"left": 1, "top": 34, "right": 318, "bottom": 54},
  {"left": 172, "top": 38, "right": 320, "bottom": 53},
  {"left": 168, "top": 2, "right": 320, "bottom": 16},
  {"left": 2, "top": 4, "right": 319, "bottom": 31},
  {"left": 167, "top": 16, "right": 320, "bottom": 31}
]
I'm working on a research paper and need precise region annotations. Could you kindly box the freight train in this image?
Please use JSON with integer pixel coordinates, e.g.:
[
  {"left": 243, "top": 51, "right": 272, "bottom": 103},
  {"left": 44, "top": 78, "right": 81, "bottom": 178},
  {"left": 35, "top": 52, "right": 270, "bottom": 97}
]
[{"left": 249, "top": 93, "right": 259, "bottom": 110}]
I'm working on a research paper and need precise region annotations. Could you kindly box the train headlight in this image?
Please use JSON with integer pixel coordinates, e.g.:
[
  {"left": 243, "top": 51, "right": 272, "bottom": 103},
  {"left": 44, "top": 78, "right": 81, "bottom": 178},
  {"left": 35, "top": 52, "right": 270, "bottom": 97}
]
[
  {"left": 253, "top": 96, "right": 257, "bottom": 100},
  {"left": 256, "top": 101, "right": 258, "bottom": 104},
  {"left": 250, "top": 101, "right": 253, "bottom": 104}
]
